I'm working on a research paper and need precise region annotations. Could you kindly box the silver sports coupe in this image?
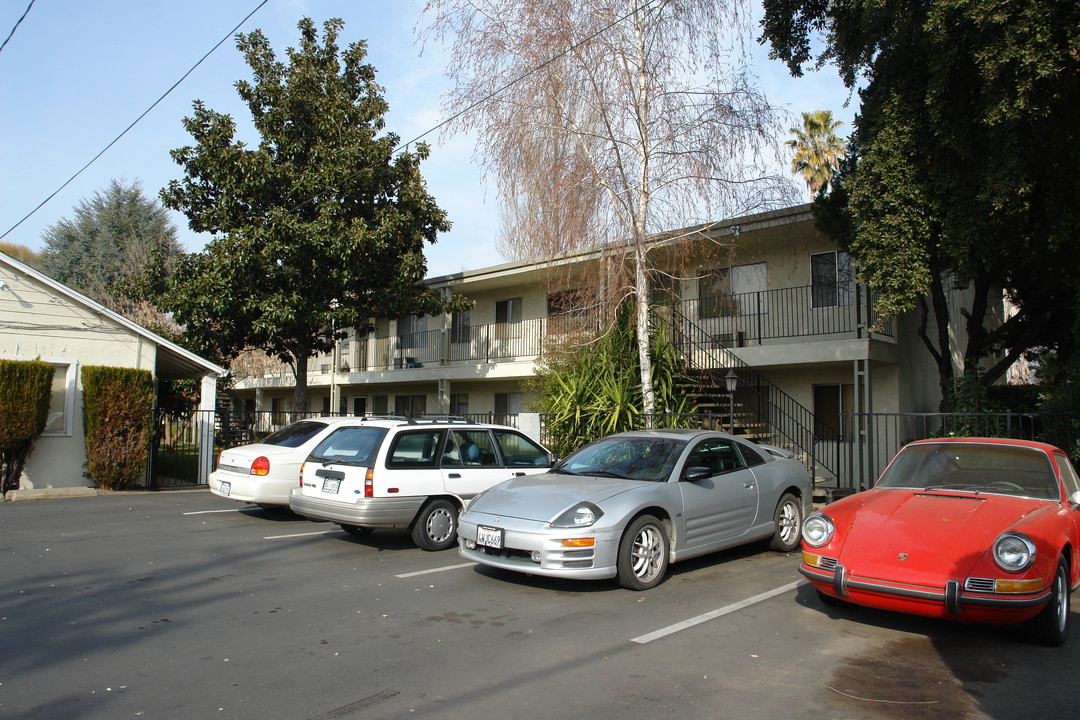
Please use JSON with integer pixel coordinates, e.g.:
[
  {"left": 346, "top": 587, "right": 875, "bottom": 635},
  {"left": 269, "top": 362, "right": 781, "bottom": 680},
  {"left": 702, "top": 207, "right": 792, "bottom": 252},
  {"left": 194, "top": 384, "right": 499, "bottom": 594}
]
[{"left": 458, "top": 429, "right": 814, "bottom": 589}]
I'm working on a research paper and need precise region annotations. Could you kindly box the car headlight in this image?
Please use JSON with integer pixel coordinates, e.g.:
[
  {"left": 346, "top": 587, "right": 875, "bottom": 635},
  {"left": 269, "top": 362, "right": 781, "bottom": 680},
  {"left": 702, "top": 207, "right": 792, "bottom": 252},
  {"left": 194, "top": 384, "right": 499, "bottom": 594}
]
[
  {"left": 550, "top": 502, "right": 604, "bottom": 528},
  {"left": 993, "top": 532, "right": 1036, "bottom": 572},
  {"left": 802, "top": 513, "right": 835, "bottom": 547}
]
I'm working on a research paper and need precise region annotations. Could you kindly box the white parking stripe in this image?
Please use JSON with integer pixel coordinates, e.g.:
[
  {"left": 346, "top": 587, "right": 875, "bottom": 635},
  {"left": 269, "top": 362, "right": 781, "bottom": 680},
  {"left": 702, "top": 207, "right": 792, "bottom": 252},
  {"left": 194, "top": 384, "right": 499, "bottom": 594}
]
[
  {"left": 262, "top": 530, "right": 341, "bottom": 539},
  {"left": 631, "top": 579, "right": 806, "bottom": 644},
  {"left": 183, "top": 509, "right": 242, "bottom": 515},
  {"left": 395, "top": 562, "right": 477, "bottom": 578}
]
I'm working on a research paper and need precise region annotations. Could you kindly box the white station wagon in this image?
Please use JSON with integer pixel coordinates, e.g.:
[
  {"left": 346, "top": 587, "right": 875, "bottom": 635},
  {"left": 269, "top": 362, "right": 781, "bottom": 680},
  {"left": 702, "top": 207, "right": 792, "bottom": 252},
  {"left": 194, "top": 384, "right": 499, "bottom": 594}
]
[{"left": 288, "top": 417, "right": 553, "bottom": 550}]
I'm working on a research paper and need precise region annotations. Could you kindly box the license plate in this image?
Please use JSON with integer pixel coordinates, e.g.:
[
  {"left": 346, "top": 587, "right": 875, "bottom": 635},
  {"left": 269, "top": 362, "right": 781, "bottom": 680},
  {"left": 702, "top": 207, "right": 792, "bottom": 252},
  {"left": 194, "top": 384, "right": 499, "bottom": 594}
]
[
  {"left": 321, "top": 477, "right": 341, "bottom": 494},
  {"left": 476, "top": 525, "right": 503, "bottom": 549},
  {"left": 219, "top": 481, "right": 231, "bottom": 496}
]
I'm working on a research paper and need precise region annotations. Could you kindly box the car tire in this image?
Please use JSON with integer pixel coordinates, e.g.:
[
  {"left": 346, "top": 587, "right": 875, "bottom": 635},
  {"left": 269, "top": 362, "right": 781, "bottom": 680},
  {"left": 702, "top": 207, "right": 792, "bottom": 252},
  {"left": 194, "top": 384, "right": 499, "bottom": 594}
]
[
  {"left": 1025, "top": 556, "right": 1070, "bottom": 646},
  {"left": 616, "top": 514, "right": 668, "bottom": 591},
  {"left": 411, "top": 498, "right": 459, "bottom": 551},
  {"left": 768, "top": 492, "right": 802, "bottom": 552},
  {"left": 339, "top": 523, "right": 373, "bottom": 536}
]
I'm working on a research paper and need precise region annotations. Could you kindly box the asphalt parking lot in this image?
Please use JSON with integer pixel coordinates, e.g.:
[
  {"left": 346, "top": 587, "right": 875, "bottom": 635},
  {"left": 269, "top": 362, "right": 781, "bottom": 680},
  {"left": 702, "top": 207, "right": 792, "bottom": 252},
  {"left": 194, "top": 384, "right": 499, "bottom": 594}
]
[{"left": 2, "top": 491, "right": 1079, "bottom": 720}]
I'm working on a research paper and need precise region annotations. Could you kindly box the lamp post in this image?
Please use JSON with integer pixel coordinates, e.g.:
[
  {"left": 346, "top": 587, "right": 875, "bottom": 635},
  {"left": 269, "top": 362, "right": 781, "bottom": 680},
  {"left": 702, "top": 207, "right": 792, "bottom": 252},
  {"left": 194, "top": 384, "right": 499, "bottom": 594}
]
[{"left": 724, "top": 369, "right": 738, "bottom": 434}]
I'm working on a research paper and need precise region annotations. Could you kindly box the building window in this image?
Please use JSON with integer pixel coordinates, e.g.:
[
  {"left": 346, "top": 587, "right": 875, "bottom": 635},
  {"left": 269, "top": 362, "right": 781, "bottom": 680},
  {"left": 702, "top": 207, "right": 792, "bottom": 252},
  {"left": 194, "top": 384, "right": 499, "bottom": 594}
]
[
  {"left": 546, "top": 288, "right": 590, "bottom": 335},
  {"left": 395, "top": 394, "right": 427, "bottom": 417},
  {"left": 450, "top": 393, "right": 469, "bottom": 416},
  {"left": 271, "top": 397, "right": 286, "bottom": 426},
  {"left": 372, "top": 395, "right": 388, "bottom": 415},
  {"left": 495, "top": 298, "right": 522, "bottom": 339},
  {"left": 697, "top": 268, "right": 733, "bottom": 319},
  {"left": 813, "top": 384, "right": 854, "bottom": 441},
  {"left": 811, "top": 251, "right": 853, "bottom": 308},
  {"left": 451, "top": 310, "right": 471, "bottom": 344},
  {"left": 398, "top": 314, "right": 429, "bottom": 348},
  {"left": 352, "top": 396, "right": 367, "bottom": 417}
]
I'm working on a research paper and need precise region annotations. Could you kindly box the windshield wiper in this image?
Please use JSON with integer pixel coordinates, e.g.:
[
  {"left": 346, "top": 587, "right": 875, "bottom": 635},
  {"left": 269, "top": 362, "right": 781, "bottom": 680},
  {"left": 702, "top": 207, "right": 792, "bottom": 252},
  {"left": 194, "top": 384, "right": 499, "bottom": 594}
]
[
  {"left": 550, "top": 467, "right": 580, "bottom": 475},
  {"left": 582, "top": 470, "right": 632, "bottom": 479}
]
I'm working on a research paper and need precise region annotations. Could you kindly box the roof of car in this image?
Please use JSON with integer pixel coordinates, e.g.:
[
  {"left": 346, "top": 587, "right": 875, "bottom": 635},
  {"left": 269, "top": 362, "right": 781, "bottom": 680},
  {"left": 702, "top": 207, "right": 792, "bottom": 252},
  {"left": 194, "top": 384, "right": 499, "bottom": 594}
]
[{"left": 907, "top": 436, "right": 1065, "bottom": 454}]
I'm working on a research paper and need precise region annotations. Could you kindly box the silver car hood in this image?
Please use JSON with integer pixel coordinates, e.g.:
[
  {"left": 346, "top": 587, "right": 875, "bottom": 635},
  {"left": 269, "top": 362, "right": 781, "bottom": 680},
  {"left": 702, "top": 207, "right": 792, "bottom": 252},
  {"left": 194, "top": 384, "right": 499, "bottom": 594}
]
[{"left": 469, "top": 472, "right": 643, "bottom": 522}]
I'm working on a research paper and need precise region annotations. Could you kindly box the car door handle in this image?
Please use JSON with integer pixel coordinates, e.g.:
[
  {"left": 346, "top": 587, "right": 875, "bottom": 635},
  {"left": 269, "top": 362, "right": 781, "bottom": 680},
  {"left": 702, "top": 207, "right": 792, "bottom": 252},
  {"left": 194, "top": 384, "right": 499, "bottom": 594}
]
[
  {"left": 513, "top": 472, "right": 527, "bottom": 477},
  {"left": 447, "top": 473, "right": 461, "bottom": 479},
  {"left": 744, "top": 481, "right": 756, "bottom": 489}
]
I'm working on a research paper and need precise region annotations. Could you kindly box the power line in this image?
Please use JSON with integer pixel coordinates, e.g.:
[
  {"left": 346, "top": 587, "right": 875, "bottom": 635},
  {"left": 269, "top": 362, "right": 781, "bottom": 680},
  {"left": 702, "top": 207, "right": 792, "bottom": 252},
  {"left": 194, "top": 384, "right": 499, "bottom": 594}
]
[
  {"left": 0, "top": 0, "right": 271, "bottom": 241},
  {"left": 0, "top": 0, "right": 35, "bottom": 55}
]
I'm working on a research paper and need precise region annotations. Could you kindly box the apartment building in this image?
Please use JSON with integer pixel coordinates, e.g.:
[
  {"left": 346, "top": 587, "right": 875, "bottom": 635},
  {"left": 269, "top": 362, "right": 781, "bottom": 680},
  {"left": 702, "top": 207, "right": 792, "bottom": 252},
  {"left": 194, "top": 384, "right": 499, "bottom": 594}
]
[{"left": 227, "top": 204, "right": 954, "bottom": 481}]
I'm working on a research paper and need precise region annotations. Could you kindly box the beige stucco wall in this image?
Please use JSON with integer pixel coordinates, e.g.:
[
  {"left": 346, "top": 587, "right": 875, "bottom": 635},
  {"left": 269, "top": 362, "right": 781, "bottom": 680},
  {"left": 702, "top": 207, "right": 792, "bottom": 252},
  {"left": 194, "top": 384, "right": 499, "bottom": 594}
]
[{"left": 1, "top": 264, "right": 157, "bottom": 490}]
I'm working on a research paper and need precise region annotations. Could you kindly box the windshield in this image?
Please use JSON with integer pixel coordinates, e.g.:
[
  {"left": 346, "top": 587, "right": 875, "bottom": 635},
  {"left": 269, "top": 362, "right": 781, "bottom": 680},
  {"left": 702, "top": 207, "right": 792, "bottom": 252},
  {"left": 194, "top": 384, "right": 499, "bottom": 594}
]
[
  {"left": 876, "top": 442, "right": 1060, "bottom": 500},
  {"left": 554, "top": 436, "right": 686, "bottom": 482},
  {"left": 261, "top": 421, "right": 328, "bottom": 448}
]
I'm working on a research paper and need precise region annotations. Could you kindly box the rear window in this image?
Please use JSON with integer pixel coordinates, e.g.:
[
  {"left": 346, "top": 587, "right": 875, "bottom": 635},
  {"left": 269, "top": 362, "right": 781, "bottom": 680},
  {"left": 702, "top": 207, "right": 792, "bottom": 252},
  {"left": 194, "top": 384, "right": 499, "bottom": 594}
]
[
  {"left": 308, "top": 426, "right": 388, "bottom": 465},
  {"left": 261, "top": 421, "right": 328, "bottom": 448}
]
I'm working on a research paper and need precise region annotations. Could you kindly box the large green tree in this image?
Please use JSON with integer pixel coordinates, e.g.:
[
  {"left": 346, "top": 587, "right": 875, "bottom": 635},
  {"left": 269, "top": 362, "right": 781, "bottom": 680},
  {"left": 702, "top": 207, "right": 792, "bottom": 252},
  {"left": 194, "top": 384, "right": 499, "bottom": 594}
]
[
  {"left": 161, "top": 18, "right": 464, "bottom": 411},
  {"left": 40, "top": 179, "right": 183, "bottom": 308},
  {"left": 762, "top": 0, "right": 1080, "bottom": 409}
]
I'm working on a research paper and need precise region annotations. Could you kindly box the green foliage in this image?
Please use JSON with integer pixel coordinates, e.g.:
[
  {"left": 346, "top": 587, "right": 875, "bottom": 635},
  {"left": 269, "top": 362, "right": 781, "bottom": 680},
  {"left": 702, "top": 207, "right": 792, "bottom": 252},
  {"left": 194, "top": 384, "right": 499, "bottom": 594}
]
[
  {"left": 762, "top": 0, "right": 1080, "bottom": 395},
  {"left": 160, "top": 18, "right": 466, "bottom": 411},
  {"left": 39, "top": 179, "right": 184, "bottom": 305},
  {"left": 528, "top": 302, "right": 696, "bottom": 457},
  {"left": 0, "top": 242, "right": 42, "bottom": 268},
  {"left": 786, "top": 110, "right": 847, "bottom": 198},
  {"left": 0, "top": 359, "right": 53, "bottom": 494},
  {"left": 81, "top": 366, "right": 155, "bottom": 491}
]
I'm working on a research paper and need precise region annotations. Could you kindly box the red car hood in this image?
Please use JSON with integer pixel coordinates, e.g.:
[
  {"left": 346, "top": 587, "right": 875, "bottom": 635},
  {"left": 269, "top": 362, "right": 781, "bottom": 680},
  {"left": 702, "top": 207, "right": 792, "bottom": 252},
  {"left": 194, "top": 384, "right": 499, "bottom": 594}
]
[{"left": 836, "top": 490, "right": 1044, "bottom": 584}]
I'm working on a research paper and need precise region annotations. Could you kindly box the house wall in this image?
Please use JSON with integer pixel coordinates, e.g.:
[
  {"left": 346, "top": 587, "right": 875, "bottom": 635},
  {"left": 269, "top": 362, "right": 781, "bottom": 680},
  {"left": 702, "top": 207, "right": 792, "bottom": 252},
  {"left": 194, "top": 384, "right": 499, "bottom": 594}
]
[{"left": 0, "top": 264, "right": 157, "bottom": 490}]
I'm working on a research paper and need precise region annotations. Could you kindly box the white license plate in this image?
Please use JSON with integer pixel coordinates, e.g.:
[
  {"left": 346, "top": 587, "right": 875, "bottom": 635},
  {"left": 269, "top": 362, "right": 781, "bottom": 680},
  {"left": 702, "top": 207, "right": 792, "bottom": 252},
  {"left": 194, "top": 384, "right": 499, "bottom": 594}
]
[
  {"left": 219, "top": 481, "right": 231, "bottom": 496},
  {"left": 476, "top": 525, "right": 503, "bottom": 549},
  {"left": 321, "top": 478, "right": 341, "bottom": 494}
]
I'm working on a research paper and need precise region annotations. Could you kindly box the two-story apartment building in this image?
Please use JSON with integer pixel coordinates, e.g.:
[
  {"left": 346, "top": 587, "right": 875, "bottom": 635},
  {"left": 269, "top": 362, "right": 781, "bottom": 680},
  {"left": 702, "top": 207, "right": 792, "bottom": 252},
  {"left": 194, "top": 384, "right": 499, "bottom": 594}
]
[{"left": 227, "top": 204, "right": 955, "bottom": 483}]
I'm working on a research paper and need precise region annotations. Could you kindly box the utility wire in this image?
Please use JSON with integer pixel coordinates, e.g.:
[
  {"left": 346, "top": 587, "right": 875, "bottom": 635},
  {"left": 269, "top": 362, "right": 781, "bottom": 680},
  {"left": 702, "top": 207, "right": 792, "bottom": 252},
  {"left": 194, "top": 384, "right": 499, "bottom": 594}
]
[
  {"left": 0, "top": 0, "right": 34, "bottom": 55},
  {"left": 0, "top": 0, "right": 271, "bottom": 241}
]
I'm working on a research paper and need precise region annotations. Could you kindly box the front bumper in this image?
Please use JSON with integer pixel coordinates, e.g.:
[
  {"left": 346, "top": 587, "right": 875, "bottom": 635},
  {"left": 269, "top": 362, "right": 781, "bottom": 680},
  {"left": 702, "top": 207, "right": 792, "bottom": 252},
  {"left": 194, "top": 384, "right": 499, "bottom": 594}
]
[
  {"left": 458, "top": 512, "right": 621, "bottom": 580},
  {"left": 800, "top": 560, "right": 1052, "bottom": 618},
  {"left": 288, "top": 488, "right": 424, "bottom": 528}
]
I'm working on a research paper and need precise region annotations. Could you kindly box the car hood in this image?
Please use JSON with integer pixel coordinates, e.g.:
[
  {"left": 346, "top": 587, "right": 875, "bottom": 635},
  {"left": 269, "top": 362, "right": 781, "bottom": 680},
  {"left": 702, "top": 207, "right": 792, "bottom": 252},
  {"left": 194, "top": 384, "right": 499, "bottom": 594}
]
[
  {"left": 467, "top": 473, "right": 645, "bottom": 523},
  {"left": 836, "top": 489, "right": 1045, "bottom": 582}
]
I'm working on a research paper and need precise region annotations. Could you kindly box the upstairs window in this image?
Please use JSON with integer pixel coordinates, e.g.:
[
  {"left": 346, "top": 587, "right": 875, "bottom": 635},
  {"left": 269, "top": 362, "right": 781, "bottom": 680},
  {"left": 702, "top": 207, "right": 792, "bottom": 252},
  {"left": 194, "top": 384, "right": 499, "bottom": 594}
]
[{"left": 811, "top": 251, "right": 853, "bottom": 308}]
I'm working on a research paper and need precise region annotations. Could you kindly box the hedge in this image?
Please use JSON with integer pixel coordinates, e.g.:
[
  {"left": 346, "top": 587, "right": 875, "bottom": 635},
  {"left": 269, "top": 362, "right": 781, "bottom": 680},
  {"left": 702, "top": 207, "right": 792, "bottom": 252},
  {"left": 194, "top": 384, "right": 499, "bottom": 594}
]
[
  {"left": 0, "top": 359, "right": 53, "bottom": 493},
  {"left": 82, "top": 365, "right": 155, "bottom": 490}
]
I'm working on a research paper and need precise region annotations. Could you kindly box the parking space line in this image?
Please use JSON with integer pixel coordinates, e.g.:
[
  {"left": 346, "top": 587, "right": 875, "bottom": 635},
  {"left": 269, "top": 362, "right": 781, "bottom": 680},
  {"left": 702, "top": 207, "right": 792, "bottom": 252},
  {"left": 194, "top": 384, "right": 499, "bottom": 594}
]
[
  {"left": 262, "top": 530, "right": 341, "bottom": 539},
  {"left": 631, "top": 579, "right": 806, "bottom": 644},
  {"left": 183, "top": 509, "right": 243, "bottom": 515},
  {"left": 395, "top": 562, "right": 476, "bottom": 578}
]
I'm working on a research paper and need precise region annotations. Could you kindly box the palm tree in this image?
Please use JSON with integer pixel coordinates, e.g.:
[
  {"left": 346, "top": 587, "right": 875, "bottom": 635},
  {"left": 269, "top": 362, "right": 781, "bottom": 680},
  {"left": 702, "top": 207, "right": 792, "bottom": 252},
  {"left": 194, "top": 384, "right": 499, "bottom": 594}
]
[{"left": 786, "top": 110, "right": 847, "bottom": 199}]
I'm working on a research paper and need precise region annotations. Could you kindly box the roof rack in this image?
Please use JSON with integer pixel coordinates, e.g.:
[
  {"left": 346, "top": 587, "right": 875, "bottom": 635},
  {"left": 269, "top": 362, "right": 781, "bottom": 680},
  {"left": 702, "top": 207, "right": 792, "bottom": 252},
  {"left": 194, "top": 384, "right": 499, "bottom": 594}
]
[{"left": 355, "top": 414, "right": 476, "bottom": 425}]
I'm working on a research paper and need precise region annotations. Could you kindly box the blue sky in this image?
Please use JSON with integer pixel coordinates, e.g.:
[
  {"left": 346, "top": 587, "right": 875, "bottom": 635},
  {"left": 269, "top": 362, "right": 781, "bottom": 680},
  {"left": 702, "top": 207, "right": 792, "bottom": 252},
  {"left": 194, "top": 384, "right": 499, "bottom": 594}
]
[{"left": 0, "top": 0, "right": 854, "bottom": 278}]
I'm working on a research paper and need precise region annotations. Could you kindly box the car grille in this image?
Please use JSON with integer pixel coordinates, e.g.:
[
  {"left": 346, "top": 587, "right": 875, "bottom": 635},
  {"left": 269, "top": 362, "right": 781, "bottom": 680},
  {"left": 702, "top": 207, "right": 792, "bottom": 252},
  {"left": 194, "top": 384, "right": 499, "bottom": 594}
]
[
  {"left": 964, "top": 577, "right": 997, "bottom": 593},
  {"left": 816, "top": 556, "right": 839, "bottom": 571}
]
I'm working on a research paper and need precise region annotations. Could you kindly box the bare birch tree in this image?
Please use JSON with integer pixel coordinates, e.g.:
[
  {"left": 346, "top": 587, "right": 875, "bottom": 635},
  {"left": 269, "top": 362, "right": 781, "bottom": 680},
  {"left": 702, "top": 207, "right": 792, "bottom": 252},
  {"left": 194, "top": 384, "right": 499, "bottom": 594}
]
[{"left": 421, "top": 0, "right": 795, "bottom": 418}]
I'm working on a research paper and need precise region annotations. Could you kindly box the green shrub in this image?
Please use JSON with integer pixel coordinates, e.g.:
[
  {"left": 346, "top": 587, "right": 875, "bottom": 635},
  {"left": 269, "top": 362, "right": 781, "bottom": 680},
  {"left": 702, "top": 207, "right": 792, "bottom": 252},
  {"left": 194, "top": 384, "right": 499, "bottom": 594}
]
[
  {"left": 0, "top": 359, "right": 53, "bottom": 493},
  {"left": 82, "top": 366, "right": 155, "bottom": 490}
]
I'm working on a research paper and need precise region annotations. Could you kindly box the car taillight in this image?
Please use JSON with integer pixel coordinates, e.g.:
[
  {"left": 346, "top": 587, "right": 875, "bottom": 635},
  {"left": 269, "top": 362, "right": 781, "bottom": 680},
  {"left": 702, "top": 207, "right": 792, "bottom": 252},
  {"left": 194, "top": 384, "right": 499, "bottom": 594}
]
[
  {"left": 365, "top": 467, "right": 374, "bottom": 498},
  {"left": 251, "top": 456, "right": 270, "bottom": 476},
  {"left": 215, "top": 451, "right": 223, "bottom": 469},
  {"left": 299, "top": 462, "right": 305, "bottom": 486}
]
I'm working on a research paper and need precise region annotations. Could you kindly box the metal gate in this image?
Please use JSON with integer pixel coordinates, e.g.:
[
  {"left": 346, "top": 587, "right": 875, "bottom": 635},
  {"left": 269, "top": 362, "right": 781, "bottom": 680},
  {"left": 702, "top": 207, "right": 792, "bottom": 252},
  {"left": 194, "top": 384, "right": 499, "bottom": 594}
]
[{"left": 148, "top": 409, "right": 217, "bottom": 489}]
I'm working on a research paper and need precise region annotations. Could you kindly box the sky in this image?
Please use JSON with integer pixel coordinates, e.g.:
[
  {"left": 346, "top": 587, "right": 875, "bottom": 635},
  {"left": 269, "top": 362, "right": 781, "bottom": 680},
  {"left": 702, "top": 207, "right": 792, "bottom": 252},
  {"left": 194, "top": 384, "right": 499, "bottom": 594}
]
[{"left": 0, "top": 0, "right": 856, "bottom": 279}]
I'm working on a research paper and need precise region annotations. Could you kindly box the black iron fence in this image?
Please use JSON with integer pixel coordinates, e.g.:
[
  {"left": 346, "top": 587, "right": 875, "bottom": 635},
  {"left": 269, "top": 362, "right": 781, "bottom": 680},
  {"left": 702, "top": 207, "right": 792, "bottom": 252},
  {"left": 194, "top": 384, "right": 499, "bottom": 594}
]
[{"left": 838, "top": 411, "right": 1079, "bottom": 492}]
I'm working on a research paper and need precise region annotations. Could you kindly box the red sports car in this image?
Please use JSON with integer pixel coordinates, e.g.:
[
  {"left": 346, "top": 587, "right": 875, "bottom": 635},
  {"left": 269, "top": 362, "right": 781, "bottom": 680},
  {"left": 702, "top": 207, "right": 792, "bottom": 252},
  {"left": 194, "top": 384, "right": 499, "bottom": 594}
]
[{"left": 800, "top": 437, "right": 1080, "bottom": 645}]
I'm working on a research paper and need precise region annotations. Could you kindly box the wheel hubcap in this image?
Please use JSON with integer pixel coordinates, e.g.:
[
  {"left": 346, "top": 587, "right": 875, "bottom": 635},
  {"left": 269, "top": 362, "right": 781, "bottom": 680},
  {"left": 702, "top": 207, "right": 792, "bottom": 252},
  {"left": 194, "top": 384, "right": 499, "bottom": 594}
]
[
  {"left": 428, "top": 509, "right": 453, "bottom": 542},
  {"left": 779, "top": 502, "right": 799, "bottom": 545},
  {"left": 631, "top": 525, "right": 664, "bottom": 581}
]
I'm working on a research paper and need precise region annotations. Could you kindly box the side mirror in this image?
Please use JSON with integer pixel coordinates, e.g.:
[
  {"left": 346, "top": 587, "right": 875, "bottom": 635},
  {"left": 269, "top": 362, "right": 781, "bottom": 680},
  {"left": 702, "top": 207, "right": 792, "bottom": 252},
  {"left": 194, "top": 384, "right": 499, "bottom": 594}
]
[
  {"left": 682, "top": 466, "right": 712, "bottom": 482},
  {"left": 1070, "top": 490, "right": 1080, "bottom": 508}
]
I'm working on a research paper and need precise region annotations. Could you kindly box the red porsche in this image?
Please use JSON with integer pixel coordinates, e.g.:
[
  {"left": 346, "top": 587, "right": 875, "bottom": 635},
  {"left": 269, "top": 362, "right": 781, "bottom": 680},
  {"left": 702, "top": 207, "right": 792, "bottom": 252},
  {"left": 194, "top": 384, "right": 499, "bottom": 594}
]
[{"left": 800, "top": 437, "right": 1080, "bottom": 645}]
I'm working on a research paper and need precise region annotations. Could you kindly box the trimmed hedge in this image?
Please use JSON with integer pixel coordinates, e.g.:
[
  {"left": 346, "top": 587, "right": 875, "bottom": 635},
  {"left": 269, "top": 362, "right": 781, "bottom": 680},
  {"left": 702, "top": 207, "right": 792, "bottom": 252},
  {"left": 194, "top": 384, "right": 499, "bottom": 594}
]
[
  {"left": 82, "top": 366, "right": 155, "bottom": 490},
  {"left": 0, "top": 359, "right": 53, "bottom": 493}
]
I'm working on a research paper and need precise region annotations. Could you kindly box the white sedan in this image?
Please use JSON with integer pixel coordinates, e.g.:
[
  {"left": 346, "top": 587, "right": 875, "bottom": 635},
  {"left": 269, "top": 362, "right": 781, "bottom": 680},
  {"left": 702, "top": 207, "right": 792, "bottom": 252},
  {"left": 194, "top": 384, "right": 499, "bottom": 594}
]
[{"left": 209, "top": 417, "right": 358, "bottom": 508}]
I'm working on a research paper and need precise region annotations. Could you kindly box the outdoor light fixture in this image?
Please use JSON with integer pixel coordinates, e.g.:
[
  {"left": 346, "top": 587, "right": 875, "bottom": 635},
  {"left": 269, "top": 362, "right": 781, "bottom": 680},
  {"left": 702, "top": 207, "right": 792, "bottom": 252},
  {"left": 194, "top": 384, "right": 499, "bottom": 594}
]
[{"left": 724, "top": 369, "right": 738, "bottom": 434}]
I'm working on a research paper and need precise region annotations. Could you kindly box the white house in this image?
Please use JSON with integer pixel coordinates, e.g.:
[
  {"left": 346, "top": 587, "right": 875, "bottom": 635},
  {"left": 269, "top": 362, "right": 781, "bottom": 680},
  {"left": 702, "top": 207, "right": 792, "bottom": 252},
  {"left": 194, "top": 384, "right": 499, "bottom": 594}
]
[{"left": 0, "top": 253, "right": 226, "bottom": 495}]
